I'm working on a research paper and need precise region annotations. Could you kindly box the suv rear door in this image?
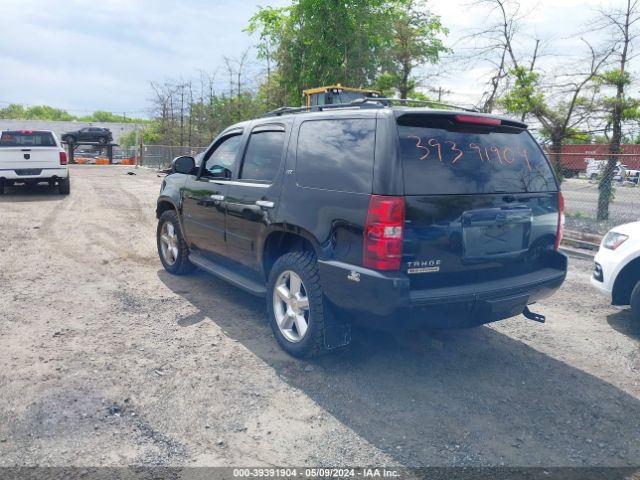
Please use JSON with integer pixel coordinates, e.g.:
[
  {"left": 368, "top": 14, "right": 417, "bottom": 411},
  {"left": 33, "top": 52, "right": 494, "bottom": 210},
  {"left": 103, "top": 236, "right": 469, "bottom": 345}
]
[
  {"left": 224, "top": 123, "right": 289, "bottom": 270},
  {"left": 395, "top": 113, "right": 561, "bottom": 290}
]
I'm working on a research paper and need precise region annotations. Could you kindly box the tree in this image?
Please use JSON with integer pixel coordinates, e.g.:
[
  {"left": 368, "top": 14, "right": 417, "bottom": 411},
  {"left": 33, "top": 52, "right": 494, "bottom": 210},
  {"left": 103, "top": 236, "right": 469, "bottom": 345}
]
[
  {"left": 0, "top": 104, "right": 27, "bottom": 119},
  {"left": 248, "top": 0, "right": 448, "bottom": 105},
  {"left": 464, "top": 0, "right": 540, "bottom": 114},
  {"left": 378, "top": 0, "right": 449, "bottom": 99},
  {"left": 0, "top": 103, "right": 145, "bottom": 123},
  {"left": 500, "top": 43, "right": 609, "bottom": 177},
  {"left": 596, "top": 0, "right": 640, "bottom": 221}
]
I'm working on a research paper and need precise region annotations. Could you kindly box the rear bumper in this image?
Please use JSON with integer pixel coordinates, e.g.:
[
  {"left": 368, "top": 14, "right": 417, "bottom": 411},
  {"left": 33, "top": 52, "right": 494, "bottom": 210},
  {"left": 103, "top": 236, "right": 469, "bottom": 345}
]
[
  {"left": 318, "top": 254, "right": 567, "bottom": 329},
  {"left": 0, "top": 168, "right": 68, "bottom": 180}
]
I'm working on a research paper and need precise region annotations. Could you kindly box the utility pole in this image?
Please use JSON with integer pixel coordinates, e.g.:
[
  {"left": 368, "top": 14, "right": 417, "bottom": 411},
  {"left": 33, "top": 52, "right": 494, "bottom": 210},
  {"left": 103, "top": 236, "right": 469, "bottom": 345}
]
[{"left": 429, "top": 86, "right": 451, "bottom": 103}]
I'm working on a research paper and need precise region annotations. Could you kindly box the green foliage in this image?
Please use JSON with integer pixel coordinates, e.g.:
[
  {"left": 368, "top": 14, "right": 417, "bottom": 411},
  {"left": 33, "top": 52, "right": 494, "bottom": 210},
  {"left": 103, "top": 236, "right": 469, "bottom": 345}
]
[
  {"left": 565, "top": 210, "right": 595, "bottom": 220},
  {"left": 0, "top": 103, "right": 74, "bottom": 121},
  {"left": 562, "top": 129, "right": 592, "bottom": 144},
  {"left": 499, "top": 67, "right": 545, "bottom": 115},
  {"left": 0, "top": 103, "right": 147, "bottom": 124},
  {"left": 373, "top": 72, "right": 398, "bottom": 97},
  {"left": 248, "top": 0, "right": 448, "bottom": 105},
  {"left": 597, "top": 69, "right": 632, "bottom": 88},
  {"left": 595, "top": 69, "right": 640, "bottom": 132},
  {"left": 378, "top": 1, "right": 450, "bottom": 98},
  {"left": 118, "top": 124, "right": 161, "bottom": 147},
  {"left": 79, "top": 111, "right": 145, "bottom": 123}
]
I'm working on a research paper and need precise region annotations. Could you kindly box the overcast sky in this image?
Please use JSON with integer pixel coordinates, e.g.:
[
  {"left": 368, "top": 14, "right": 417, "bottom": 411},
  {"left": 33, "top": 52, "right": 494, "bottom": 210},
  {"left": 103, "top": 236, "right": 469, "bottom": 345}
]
[{"left": 0, "top": 0, "right": 626, "bottom": 116}]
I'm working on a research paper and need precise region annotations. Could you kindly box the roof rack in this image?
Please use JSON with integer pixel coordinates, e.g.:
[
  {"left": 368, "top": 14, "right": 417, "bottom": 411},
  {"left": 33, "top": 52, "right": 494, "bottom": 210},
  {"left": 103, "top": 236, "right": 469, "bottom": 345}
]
[
  {"left": 261, "top": 97, "right": 478, "bottom": 117},
  {"left": 370, "top": 97, "right": 479, "bottom": 112}
]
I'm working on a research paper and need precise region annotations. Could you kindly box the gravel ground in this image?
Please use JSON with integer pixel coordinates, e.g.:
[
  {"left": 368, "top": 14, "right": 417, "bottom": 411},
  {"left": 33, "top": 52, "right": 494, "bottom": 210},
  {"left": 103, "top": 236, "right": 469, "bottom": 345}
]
[{"left": 0, "top": 165, "right": 639, "bottom": 468}]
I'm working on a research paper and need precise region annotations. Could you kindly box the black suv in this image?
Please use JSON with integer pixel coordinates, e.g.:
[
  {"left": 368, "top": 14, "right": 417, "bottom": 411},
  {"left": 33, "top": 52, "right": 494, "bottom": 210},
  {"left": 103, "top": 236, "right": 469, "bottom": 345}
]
[
  {"left": 156, "top": 105, "right": 567, "bottom": 357},
  {"left": 62, "top": 127, "right": 113, "bottom": 144}
]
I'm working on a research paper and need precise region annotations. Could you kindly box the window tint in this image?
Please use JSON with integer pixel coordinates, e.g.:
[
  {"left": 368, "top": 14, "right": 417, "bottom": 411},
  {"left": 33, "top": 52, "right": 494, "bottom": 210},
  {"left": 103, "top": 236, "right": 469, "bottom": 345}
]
[
  {"left": 240, "top": 130, "right": 285, "bottom": 182},
  {"left": 204, "top": 135, "right": 243, "bottom": 174},
  {"left": 0, "top": 131, "right": 56, "bottom": 147},
  {"left": 398, "top": 118, "right": 557, "bottom": 195},
  {"left": 296, "top": 119, "right": 376, "bottom": 193}
]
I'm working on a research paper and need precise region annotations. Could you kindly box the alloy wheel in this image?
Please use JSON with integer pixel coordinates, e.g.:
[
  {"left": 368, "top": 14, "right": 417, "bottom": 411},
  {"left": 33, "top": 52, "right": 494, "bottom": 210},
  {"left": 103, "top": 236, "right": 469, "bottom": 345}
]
[
  {"left": 273, "top": 270, "right": 310, "bottom": 343},
  {"left": 160, "top": 221, "right": 179, "bottom": 266}
]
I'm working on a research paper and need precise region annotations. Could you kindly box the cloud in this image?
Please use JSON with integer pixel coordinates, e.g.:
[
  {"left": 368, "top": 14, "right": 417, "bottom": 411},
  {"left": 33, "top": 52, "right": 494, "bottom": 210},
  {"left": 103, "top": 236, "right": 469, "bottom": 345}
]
[{"left": 0, "top": 0, "right": 289, "bottom": 114}]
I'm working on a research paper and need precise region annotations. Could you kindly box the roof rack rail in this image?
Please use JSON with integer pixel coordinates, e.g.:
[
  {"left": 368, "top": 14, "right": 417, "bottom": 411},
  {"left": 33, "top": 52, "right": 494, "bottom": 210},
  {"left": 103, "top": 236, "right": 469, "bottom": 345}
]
[
  {"left": 262, "top": 106, "right": 309, "bottom": 117},
  {"left": 261, "top": 97, "right": 478, "bottom": 117},
  {"left": 262, "top": 101, "right": 385, "bottom": 117},
  {"left": 364, "top": 97, "right": 479, "bottom": 112}
]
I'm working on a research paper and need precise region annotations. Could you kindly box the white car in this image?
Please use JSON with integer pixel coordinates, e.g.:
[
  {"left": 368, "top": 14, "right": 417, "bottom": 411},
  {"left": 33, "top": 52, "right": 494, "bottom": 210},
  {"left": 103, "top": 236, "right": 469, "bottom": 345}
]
[
  {"left": 585, "top": 160, "right": 627, "bottom": 181},
  {"left": 0, "top": 129, "right": 70, "bottom": 194},
  {"left": 591, "top": 221, "right": 640, "bottom": 324}
]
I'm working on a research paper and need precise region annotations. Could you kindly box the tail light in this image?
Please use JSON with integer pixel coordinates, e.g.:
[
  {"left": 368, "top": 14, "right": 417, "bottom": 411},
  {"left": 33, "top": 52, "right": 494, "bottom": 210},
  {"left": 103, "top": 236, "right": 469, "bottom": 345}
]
[
  {"left": 59, "top": 151, "right": 68, "bottom": 165},
  {"left": 363, "top": 195, "right": 405, "bottom": 270},
  {"left": 454, "top": 114, "right": 501, "bottom": 126},
  {"left": 554, "top": 191, "right": 565, "bottom": 251}
]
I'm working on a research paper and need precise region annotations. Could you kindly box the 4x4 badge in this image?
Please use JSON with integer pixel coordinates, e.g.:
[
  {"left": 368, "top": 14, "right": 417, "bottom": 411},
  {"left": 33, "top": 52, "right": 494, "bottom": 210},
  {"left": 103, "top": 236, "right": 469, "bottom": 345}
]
[{"left": 347, "top": 271, "right": 361, "bottom": 282}]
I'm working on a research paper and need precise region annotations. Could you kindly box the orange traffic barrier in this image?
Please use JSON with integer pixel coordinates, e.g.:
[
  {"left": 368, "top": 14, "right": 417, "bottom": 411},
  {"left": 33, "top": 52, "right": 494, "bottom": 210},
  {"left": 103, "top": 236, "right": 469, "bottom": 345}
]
[{"left": 95, "top": 158, "right": 109, "bottom": 165}]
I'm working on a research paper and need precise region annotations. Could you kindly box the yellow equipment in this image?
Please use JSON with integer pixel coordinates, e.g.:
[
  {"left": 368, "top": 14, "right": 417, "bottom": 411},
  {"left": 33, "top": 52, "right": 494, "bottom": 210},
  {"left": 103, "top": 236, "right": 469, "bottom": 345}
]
[{"left": 303, "top": 84, "right": 381, "bottom": 108}]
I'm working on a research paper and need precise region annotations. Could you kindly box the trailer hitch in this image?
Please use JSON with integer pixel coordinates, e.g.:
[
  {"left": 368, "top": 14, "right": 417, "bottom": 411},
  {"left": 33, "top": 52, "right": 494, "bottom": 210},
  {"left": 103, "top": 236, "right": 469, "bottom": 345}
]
[{"left": 523, "top": 306, "right": 546, "bottom": 323}]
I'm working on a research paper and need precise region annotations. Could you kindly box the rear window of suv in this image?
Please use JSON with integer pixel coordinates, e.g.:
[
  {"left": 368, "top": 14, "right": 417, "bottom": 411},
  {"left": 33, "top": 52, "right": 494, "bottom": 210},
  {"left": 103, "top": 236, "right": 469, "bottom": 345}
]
[
  {"left": 0, "top": 131, "right": 56, "bottom": 147},
  {"left": 397, "top": 115, "right": 557, "bottom": 195},
  {"left": 296, "top": 118, "right": 376, "bottom": 193}
]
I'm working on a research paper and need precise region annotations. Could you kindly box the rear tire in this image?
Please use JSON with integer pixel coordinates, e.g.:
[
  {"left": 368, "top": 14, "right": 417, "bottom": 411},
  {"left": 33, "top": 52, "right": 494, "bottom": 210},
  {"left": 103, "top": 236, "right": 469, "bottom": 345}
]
[
  {"left": 0, "top": 180, "right": 4, "bottom": 195},
  {"left": 58, "top": 177, "right": 70, "bottom": 195},
  {"left": 157, "top": 210, "right": 195, "bottom": 275},
  {"left": 267, "top": 251, "right": 327, "bottom": 358},
  {"left": 97, "top": 136, "right": 107, "bottom": 145},
  {"left": 631, "top": 280, "right": 640, "bottom": 328}
]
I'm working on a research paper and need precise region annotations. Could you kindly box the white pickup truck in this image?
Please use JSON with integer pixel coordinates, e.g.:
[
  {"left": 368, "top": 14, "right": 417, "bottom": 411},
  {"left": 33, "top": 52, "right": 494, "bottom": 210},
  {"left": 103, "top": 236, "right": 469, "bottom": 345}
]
[{"left": 0, "top": 130, "right": 70, "bottom": 194}]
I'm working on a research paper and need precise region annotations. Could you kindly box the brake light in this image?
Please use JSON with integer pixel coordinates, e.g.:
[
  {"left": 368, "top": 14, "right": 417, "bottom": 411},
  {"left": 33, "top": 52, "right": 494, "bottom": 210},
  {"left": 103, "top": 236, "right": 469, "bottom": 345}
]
[
  {"left": 363, "top": 195, "right": 405, "bottom": 270},
  {"left": 20, "top": 130, "right": 33, "bottom": 134},
  {"left": 59, "top": 151, "right": 68, "bottom": 165},
  {"left": 554, "top": 192, "right": 565, "bottom": 251},
  {"left": 454, "top": 115, "right": 501, "bottom": 126}
]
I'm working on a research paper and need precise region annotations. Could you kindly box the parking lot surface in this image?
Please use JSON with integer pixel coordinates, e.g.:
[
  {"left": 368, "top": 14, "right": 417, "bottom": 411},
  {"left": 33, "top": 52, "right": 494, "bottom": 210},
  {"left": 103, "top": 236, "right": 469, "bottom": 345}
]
[
  {"left": 562, "top": 178, "right": 640, "bottom": 227},
  {"left": 0, "top": 166, "right": 639, "bottom": 467}
]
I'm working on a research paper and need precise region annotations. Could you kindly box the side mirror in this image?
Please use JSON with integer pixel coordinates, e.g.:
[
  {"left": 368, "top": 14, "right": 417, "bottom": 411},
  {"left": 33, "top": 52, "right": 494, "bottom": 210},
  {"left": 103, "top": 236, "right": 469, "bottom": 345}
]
[
  {"left": 172, "top": 156, "right": 196, "bottom": 175},
  {"left": 208, "top": 165, "right": 232, "bottom": 179}
]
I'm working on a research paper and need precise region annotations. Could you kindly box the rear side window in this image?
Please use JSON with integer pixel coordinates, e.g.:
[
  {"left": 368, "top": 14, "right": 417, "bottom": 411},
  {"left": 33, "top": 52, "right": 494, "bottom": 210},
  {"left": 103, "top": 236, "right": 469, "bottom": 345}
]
[
  {"left": 296, "top": 118, "right": 376, "bottom": 193},
  {"left": 240, "top": 129, "right": 285, "bottom": 182},
  {"left": 0, "top": 131, "right": 56, "bottom": 147},
  {"left": 398, "top": 116, "right": 557, "bottom": 194}
]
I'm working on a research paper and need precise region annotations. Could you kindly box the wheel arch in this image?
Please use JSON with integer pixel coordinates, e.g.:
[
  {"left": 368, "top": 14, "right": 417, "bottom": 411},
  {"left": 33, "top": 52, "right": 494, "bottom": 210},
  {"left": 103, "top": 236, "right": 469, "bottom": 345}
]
[
  {"left": 156, "top": 196, "right": 179, "bottom": 218},
  {"left": 260, "top": 226, "right": 321, "bottom": 280},
  {"left": 612, "top": 256, "right": 640, "bottom": 305}
]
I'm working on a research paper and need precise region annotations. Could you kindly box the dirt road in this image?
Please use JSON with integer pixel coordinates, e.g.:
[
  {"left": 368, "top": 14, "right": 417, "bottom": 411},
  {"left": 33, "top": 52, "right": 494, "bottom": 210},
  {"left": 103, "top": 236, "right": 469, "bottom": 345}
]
[{"left": 1, "top": 166, "right": 639, "bottom": 467}]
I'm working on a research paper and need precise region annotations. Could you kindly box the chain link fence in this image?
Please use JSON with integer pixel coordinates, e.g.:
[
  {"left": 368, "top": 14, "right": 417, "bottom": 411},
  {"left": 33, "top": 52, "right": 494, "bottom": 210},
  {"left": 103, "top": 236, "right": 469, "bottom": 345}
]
[
  {"left": 139, "top": 145, "right": 207, "bottom": 170},
  {"left": 545, "top": 144, "right": 640, "bottom": 236},
  {"left": 71, "top": 145, "right": 137, "bottom": 165}
]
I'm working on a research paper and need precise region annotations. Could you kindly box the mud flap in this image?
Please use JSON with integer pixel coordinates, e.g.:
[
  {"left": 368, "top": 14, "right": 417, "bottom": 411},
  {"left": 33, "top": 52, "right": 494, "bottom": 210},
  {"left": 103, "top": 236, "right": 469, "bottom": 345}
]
[{"left": 323, "top": 302, "right": 352, "bottom": 350}]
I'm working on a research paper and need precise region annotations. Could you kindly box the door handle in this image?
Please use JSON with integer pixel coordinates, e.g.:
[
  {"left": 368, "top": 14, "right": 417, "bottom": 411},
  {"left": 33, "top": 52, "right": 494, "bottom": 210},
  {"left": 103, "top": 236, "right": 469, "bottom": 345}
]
[
  {"left": 210, "top": 194, "right": 225, "bottom": 201},
  {"left": 256, "top": 200, "right": 274, "bottom": 209}
]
